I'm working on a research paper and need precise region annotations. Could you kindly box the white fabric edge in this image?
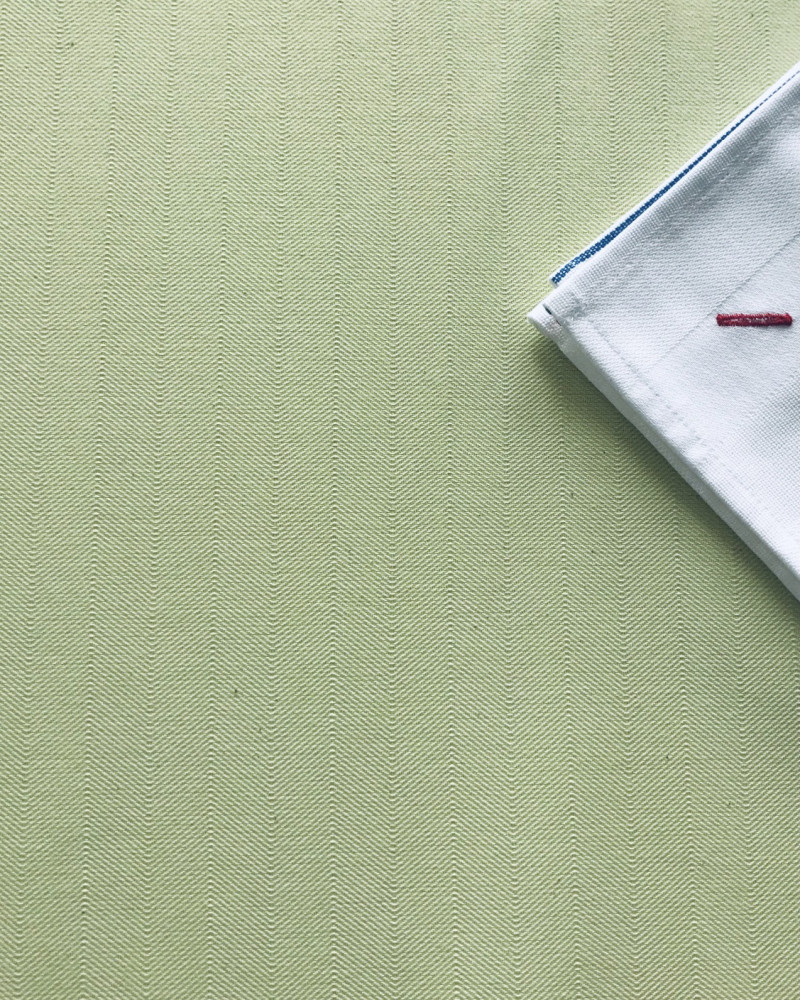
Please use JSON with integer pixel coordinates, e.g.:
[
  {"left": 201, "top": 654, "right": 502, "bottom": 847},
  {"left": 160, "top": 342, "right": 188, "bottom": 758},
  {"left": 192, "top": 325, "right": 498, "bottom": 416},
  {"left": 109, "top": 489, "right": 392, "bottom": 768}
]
[
  {"left": 550, "top": 59, "right": 800, "bottom": 285},
  {"left": 528, "top": 301, "right": 800, "bottom": 600}
]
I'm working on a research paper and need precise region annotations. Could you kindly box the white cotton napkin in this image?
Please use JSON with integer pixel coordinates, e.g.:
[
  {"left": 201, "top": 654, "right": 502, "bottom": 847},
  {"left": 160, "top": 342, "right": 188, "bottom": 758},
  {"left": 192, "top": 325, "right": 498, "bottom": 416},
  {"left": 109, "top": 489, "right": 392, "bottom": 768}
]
[{"left": 529, "top": 62, "right": 800, "bottom": 600}]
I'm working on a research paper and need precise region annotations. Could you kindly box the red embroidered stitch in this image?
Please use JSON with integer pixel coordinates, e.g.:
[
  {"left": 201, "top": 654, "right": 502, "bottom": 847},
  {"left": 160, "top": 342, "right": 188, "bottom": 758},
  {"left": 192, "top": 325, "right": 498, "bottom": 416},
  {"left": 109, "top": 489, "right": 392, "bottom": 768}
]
[{"left": 716, "top": 312, "right": 792, "bottom": 327}]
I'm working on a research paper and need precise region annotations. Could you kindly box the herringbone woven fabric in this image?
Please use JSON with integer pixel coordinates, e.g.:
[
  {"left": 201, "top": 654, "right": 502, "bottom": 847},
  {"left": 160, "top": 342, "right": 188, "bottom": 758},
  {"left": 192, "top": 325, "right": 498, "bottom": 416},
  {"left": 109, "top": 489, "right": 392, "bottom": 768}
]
[{"left": 0, "top": 2, "right": 797, "bottom": 998}]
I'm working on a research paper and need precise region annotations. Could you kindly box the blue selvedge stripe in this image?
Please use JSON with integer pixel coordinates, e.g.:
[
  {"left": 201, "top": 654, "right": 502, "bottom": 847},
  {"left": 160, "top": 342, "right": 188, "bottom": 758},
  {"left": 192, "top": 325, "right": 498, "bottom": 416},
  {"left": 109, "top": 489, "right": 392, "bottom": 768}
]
[{"left": 550, "top": 63, "right": 800, "bottom": 285}]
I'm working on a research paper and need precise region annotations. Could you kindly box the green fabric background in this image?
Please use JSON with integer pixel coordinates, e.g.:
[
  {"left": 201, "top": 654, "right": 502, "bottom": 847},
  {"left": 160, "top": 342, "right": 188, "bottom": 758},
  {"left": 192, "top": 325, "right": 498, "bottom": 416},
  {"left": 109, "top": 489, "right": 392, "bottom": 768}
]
[{"left": 0, "top": 2, "right": 798, "bottom": 997}]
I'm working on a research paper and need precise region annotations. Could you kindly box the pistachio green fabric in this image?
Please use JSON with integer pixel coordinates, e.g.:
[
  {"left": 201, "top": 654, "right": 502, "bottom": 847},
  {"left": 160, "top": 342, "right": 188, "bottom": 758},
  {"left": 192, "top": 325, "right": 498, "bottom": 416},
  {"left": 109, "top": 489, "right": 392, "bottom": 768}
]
[{"left": 0, "top": 2, "right": 798, "bottom": 998}]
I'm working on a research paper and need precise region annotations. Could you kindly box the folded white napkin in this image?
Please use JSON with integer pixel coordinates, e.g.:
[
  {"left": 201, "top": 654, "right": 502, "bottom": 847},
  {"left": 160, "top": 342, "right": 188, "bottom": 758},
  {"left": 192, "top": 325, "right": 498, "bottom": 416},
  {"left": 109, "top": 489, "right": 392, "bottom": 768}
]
[{"left": 529, "top": 62, "right": 800, "bottom": 600}]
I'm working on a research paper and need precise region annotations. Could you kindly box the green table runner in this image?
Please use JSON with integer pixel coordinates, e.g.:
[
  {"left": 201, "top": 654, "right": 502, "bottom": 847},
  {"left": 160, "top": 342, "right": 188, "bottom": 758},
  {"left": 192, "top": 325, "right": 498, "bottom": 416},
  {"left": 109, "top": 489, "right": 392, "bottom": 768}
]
[{"left": 1, "top": 2, "right": 797, "bottom": 997}]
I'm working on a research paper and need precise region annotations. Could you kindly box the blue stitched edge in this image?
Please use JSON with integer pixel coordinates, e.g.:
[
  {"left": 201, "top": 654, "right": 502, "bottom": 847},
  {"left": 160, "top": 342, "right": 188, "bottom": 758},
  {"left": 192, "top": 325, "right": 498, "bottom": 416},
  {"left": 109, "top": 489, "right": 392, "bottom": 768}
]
[{"left": 550, "top": 63, "right": 800, "bottom": 286}]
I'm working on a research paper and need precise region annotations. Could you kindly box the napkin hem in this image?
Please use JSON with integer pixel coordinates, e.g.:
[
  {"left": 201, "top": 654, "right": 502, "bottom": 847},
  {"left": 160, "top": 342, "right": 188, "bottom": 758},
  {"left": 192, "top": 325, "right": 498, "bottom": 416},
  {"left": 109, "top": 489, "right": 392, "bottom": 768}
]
[{"left": 528, "top": 300, "right": 800, "bottom": 600}]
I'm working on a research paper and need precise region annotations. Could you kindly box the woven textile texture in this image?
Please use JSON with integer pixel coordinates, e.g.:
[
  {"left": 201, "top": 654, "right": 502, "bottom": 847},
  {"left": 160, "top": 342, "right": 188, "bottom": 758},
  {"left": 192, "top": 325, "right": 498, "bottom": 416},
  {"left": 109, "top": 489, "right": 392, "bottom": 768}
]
[
  {"left": 532, "top": 64, "right": 800, "bottom": 599},
  {"left": 0, "top": 2, "right": 798, "bottom": 998}
]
